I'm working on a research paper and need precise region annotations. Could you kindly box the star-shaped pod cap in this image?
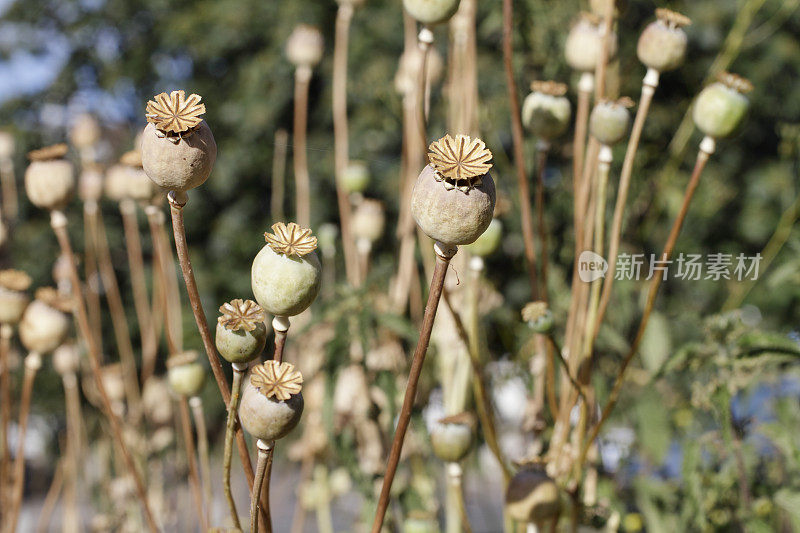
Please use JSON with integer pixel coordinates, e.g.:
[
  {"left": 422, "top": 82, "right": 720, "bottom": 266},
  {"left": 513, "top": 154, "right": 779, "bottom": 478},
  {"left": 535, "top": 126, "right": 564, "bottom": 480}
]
[
  {"left": 251, "top": 360, "right": 303, "bottom": 401},
  {"left": 145, "top": 90, "right": 206, "bottom": 135},
  {"left": 27, "top": 144, "right": 68, "bottom": 162},
  {"left": 218, "top": 299, "right": 266, "bottom": 332},
  {"left": 264, "top": 222, "right": 318, "bottom": 257},
  {"left": 428, "top": 134, "right": 493, "bottom": 192}
]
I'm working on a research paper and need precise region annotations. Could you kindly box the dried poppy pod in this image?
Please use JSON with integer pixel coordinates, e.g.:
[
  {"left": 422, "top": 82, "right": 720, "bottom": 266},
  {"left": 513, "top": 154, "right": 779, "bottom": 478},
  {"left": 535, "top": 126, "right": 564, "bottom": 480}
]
[
  {"left": 52, "top": 341, "right": 81, "bottom": 376},
  {"left": 351, "top": 199, "right": 385, "bottom": 244},
  {"left": 693, "top": 72, "right": 752, "bottom": 140},
  {"left": 505, "top": 465, "right": 562, "bottom": 526},
  {"left": 251, "top": 222, "right": 322, "bottom": 317},
  {"left": 403, "top": 0, "right": 461, "bottom": 25},
  {"left": 142, "top": 377, "right": 173, "bottom": 427},
  {"left": 104, "top": 163, "right": 131, "bottom": 202},
  {"left": 341, "top": 160, "right": 370, "bottom": 194},
  {"left": 166, "top": 350, "right": 206, "bottom": 397},
  {"left": 522, "top": 81, "right": 572, "bottom": 141},
  {"left": 0, "top": 131, "right": 14, "bottom": 159},
  {"left": 522, "top": 301, "right": 554, "bottom": 334},
  {"left": 24, "top": 144, "right": 75, "bottom": 210},
  {"left": 119, "top": 150, "right": 157, "bottom": 203},
  {"left": 464, "top": 218, "right": 502, "bottom": 258},
  {"left": 69, "top": 113, "right": 101, "bottom": 151},
  {"left": 286, "top": 24, "right": 324, "bottom": 69},
  {"left": 100, "top": 363, "right": 127, "bottom": 405},
  {"left": 18, "top": 287, "right": 71, "bottom": 355},
  {"left": 589, "top": 97, "right": 633, "bottom": 146},
  {"left": 239, "top": 360, "right": 304, "bottom": 442},
  {"left": 215, "top": 298, "right": 268, "bottom": 364},
  {"left": 0, "top": 269, "right": 31, "bottom": 325},
  {"left": 565, "top": 13, "right": 618, "bottom": 72},
  {"left": 638, "top": 9, "right": 690, "bottom": 73},
  {"left": 411, "top": 134, "right": 496, "bottom": 246},
  {"left": 141, "top": 90, "right": 217, "bottom": 193},
  {"left": 429, "top": 412, "right": 475, "bottom": 463},
  {"left": 78, "top": 163, "right": 104, "bottom": 203}
]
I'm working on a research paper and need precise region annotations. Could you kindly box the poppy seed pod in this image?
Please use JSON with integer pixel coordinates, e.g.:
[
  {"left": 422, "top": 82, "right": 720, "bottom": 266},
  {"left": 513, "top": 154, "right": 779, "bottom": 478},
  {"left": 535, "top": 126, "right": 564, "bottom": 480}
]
[
  {"left": 0, "top": 131, "right": 14, "bottom": 159},
  {"left": 141, "top": 91, "right": 217, "bottom": 193},
  {"left": 18, "top": 288, "right": 71, "bottom": 355},
  {"left": 104, "top": 164, "right": 130, "bottom": 202},
  {"left": 522, "top": 81, "right": 572, "bottom": 141},
  {"left": 430, "top": 412, "right": 475, "bottom": 462},
  {"left": 120, "top": 150, "right": 157, "bottom": 202},
  {"left": 69, "top": 113, "right": 101, "bottom": 150},
  {"left": 693, "top": 72, "right": 752, "bottom": 140},
  {"left": 589, "top": 97, "right": 633, "bottom": 146},
  {"left": 351, "top": 199, "right": 385, "bottom": 244},
  {"left": 78, "top": 164, "right": 104, "bottom": 203},
  {"left": 53, "top": 342, "right": 81, "bottom": 376},
  {"left": 522, "top": 301, "right": 554, "bottom": 334},
  {"left": 465, "top": 218, "right": 503, "bottom": 258},
  {"left": 403, "top": 0, "right": 461, "bottom": 26},
  {"left": 286, "top": 25, "right": 324, "bottom": 69},
  {"left": 101, "top": 363, "right": 126, "bottom": 405},
  {"left": 251, "top": 222, "right": 322, "bottom": 317},
  {"left": 25, "top": 144, "right": 75, "bottom": 211},
  {"left": 215, "top": 298, "right": 268, "bottom": 364},
  {"left": 637, "top": 9, "right": 691, "bottom": 73},
  {"left": 0, "top": 269, "right": 31, "bottom": 325},
  {"left": 239, "top": 361, "right": 304, "bottom": 442},
  {"left": 142, "top": 378, "right": 174, "bottom": 426},
  {"left": 411, "top": 134, "right": 496, "bottom": 246},
  {"left": 505, "top": 465, "right": 561, "bottom": 525},
  {"left": 341, "top": 160, "right": 370, "bottom": 194},
  {"left": 565, "top": 13, "right": 618, "bottom": 72},
  {"left": 166, "top": 351, "right": 206, "bottom": 397}
]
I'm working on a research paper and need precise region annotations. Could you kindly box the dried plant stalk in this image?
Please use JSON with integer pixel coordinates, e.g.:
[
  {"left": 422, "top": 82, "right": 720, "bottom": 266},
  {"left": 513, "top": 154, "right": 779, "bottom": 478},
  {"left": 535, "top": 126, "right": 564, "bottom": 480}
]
[
  {"left": 0, "top": 157, "right": 17, "bottom": 223},
  {"left": 61, "top": 371, "right": 82, "bottom": 533},
  {"left": 49, "top": 210, "right": 159, "bottom": 531},
  {"left": 190, "top": 396, "right": 212, "bottom": 526},
  {"left": 33, "top": 458, "right": 63, "bottom": 533},
  {"left": 179, "top": 396, "right": 208, "bottom": 532},
  {"left": 271, "top": 129, "right": 289, "bottom": 223},
  {"left": 223, "top": 365, "right": 247, "bottom": 530},
  {"left": 82, "top": 204, "right": 104, "bottom": 351},
  {"left": 372, "top": 243, "right": 458, "bottom": 532},
  {"left": 250, "top": 440, "right": 274, "bottom": 533},
  {"left": 0, "top": 325, "right": 12, "bottom": 516},
  {"left": 293, "top": 67, "right": 312, "bottom": 228}
]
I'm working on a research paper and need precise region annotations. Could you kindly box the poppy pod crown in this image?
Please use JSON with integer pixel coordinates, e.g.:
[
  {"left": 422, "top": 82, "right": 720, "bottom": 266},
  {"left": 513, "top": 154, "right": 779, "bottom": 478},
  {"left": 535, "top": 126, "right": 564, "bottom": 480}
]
[{"left": 428, "top": 134, "right": 493, "bottom": 192}]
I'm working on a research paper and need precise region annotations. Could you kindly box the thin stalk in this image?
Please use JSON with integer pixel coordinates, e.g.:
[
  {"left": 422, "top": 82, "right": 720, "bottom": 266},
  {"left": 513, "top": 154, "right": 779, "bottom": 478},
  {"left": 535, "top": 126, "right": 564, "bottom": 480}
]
[
  {"left": 120, "top": 199, "right": 158, "bottom": 386},
  {"left": 293, "top": 66, "right": 313, "bottom": 228},
  {"left": 61, "top": 371, "right": 82, "bottom": 533},
  {"left": 189, "top": 396, "right": 212, "bottom": 526},
  {"left": 166, "top": 193, "right": 269, "bottom": 528},
  {"left": 371, "top": 242, "right": 458, "bottom": 532},
  {"left": 416, "top": 28, "right": 434, "bottom": 149},
  {"left": 446, "top": 462, "right": 472, "bottom": 533},
  {"left": 314, "top": 466, "right": 334, "bottom": 533},
  {"left": 578, "top": 138, "right": 716, "bottom": 468},
  {"left": 50, "top": 209, "right": 159, "bottom": 532},
  {"left": 145, "top": 206, "right": 178, "bottom": 354},
  {"left": 502, "top": 0, "right": 537, "bottom": 298},
  {"left": 594, "top": 0, "right": 615, "bottom": 100},
  {"left": 179, "top": 396, "right": 207, "bottom": 532},
  {"left": 251, "top": 440, "right": 273, "bottom": 533},
  {"left": 34, "top": 458, "right": 63, "bottom": 533},
  {"left": 223, "top": 365, "right": 247, "bottom": 530},
  {"left": 534, "top": 142, "right": 550, "bottom": 300},
  {"left": 0, "top": 324, "right": 12, "bottom": 516},
  {"left": 272, "top": 316, "right": 290, "bottom": 364},
  {"left": 86, "top": 202, "right": 143, "bottom": 421},
  {"left": 82, "top": 204, "right": 103, "bottom": 352},
  {"left": 0, "top": 158, "right": 17, "bottom": 223},
  {"left": 5, "top": 351, "right": 41, "bottom": 533},
  {"left": 332, "top": 3, "right": 359, "bottom": 286},
  {"left": 546, "top": 334, "right": 585, "bottom": 406},
  {"left": 271, "top": 129, "right": 289, "bottom": 223},
  {"left": 289, "top": 456, "right": 314, "bottom": 533},
  {"left": 595, "top": 69, "right": 659, "bottom": 334}
]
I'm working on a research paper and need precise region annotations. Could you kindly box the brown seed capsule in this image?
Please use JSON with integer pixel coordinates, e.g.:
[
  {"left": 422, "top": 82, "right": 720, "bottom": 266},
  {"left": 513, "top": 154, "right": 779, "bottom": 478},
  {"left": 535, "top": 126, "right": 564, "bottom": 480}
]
[
  {"left": 141, "top": 90, "right": 217, "bottom": 193},
  {"left": 18, "top": 287, "right": 71, "bottom": 355},
  {"left": 0, "top": 269, "right": 32, "bottom": 325},
  {"left": 78, "top": 164, "right": 105, "bottom": 203},
  {"left": 637, "top": 9, "right": 691, "bottom": 73},
  {"left": 505, "top": 465, "right": 561, "bottom": 525},
  {"left": 120, "top": 150, "right": 157, "bottom": 202},
  {"left": 411, "top": 134, "right": 496, "bottom": 245},
  {"left": 351, "top": 199, "right": 385, "bottom": 244},
  {"left": 286, "top": 25, "right": 324, "bottom": 69},
  {"left": 69, "top": 113, "right": 101, "bottom": 150},
  {"left": 25, "top": 144, "right": 75, "bottom": 210},
  {"left": 239, "top": 361, "right": 304, "bottom": 442},
  {"left": 565, "top": 13, "right": 618, "bottom": 72}
]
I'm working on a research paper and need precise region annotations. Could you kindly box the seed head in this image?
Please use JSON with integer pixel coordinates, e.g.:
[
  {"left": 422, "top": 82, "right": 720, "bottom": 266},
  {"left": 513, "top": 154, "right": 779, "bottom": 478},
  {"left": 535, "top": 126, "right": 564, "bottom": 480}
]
[
  {"left": 218, "top": 299, "right": 266, "bottom": 332},
  {"left": 428, "top": 134, "right": 493, "bottom": 192},
  {"left": 264, "top": 222, "right": 318, "bottom": 257},
  {"left": 251, "top": 360, "right": 303, "bottom": 401},
  {"left": 145, "top": 90, "right": 206, "bottom": 134}
]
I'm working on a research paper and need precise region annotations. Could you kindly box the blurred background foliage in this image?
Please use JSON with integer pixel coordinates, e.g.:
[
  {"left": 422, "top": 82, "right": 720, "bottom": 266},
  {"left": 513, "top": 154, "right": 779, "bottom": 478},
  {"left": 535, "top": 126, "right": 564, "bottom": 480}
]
[{"left": 1, "top": 0, "right": 800, "bottom": 530}]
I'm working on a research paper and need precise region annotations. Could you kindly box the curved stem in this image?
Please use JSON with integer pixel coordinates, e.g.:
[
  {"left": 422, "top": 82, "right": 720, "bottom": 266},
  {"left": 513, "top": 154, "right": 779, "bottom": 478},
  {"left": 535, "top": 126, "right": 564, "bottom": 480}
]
[
  {"left": 50, "top": 209, "right": 159, "bottom": 532},
  {"left": 372, "top": 242, "right": 458, "bottom": 533},
  {"left": 190, "top": 396, "right": 212, "bottom": 526},
  {"left": 293, "top": 67, "right": 312, "bottom": 228},
  {"left": 179, "top": 396, "right": 207, "bottom": 532},
  {"left": 332, "top": 4, "right": 359, "bottom": 286},
  {"left": 502, "top": 0, "right": 537, "bottom": 299},
  {"left": 33, "top": 458, "right": 63, "bottom": 533},
  {"left": 251, "top": 440, "right": 273, "bottom": 533},
  {"left": 166, "top": 193, "right": 269, "bottom": 528},
  {"left": 5, "top": 352, "right": 41, "bottom": 533},
  {"left": 0, "top": 325, "right": 12, "bottom": 517},
  {"left": 120, "top": 200, "right": 158, "bottom": 386},
  {"left": 223, "top": 367, "right": 246, "bottom": 530},
  {"left": 578, "top": 139, "right": 715, "bottom": 469},
  {"left": 595, "top": 71, "right": 658, "bottom": 335}
]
